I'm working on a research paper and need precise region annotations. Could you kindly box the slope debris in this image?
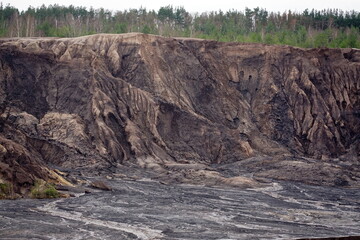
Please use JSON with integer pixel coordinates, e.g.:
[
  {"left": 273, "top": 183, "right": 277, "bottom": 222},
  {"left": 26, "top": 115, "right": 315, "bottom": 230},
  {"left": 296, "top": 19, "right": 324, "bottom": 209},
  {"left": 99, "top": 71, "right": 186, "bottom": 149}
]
[{"left": 0, "top": 33, "right": 359, "bottom": 194}]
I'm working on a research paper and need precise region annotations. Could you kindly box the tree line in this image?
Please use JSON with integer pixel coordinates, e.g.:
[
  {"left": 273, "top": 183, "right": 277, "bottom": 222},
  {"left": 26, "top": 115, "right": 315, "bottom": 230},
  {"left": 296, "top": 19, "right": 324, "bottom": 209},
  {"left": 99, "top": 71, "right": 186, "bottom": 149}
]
[{"left": 0, "top": 3, "right": 359, "bottom": 48}]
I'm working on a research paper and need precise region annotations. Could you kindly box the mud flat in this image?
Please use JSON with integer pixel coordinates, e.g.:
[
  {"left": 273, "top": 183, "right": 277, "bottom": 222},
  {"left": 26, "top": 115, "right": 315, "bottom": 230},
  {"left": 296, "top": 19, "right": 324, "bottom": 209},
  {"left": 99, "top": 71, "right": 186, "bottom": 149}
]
[{"left": 1, "top": 178, "right": 360, "bottom": 239}]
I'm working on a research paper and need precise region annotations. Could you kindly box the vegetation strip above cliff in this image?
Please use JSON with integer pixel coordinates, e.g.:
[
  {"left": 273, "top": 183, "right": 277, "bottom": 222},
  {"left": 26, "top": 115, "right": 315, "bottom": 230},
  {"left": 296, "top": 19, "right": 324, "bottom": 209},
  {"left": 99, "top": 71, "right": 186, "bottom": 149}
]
[{"left": 0, "top": 3, "right": 359, "bottom": 48}]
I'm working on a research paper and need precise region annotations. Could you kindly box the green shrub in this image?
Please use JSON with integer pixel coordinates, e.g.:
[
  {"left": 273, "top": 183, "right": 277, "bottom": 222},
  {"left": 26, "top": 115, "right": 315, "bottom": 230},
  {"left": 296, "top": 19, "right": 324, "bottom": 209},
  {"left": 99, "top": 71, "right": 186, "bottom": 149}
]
[
  {"left": 0, "top": 182, "right": 14, "bottom": 199},
  {"left": 43, "top": 185, "right": 60, "bottom": 198},
  {"left": 30, "top": 180, "right": 60, "bottom": 199}
]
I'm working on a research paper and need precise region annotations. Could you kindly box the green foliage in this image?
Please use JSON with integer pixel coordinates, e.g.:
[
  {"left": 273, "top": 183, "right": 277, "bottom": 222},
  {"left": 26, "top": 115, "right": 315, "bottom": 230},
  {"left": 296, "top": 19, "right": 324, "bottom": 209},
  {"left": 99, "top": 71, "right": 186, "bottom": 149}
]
[
  {"left": 115, "top": 23, "right": 127, "bottom": 34},
  {"left": 30, "top": 179, "right": 60, "bottom": 199},
  {"left": 55, "top": 26, "right": 71, "bottom": 37},
  {"left": 296, "top": 26, "right": 308, "bottom": 45},
  {"left": 37, "top": 21, "right": 55, "bottom": 36},
  {"left": 141, "top": 25, "right": 152, "bottom": 34},
  {"left": 158, "top": 5, "right": 174, "bottom": 22},
  {"left": 0, "top": 182, "right": 14, "bottom": 199},
  {"left": 202, "top": 21, "right": 216, "bottom": 35},
  {"left": 0, "top": 3, "right": 359, "bottom": 48},
  {"left": 248, "top": 32, "right": 262, "bottom": 43},
  {"left": 0, "top": 27, "right": 6, "bottom": 37},
  {"left": 43, "top": 186, "right": 59, "bottom": 198},
  {"left": 264, "top": 33, "right": 275, "bottom": 44},
  {"left": 314, "top": 29, "right": 331, "bottom": 47},
  {"left": 347, "top": 27, "right": 360, "bottom": 48}
]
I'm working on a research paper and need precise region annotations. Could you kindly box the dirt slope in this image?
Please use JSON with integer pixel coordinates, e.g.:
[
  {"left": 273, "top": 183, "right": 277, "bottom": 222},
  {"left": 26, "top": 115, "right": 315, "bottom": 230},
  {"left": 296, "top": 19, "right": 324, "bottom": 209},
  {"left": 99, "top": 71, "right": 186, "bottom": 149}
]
[{"left": 0, "top": 33, "right": 359, "bottom": 193}]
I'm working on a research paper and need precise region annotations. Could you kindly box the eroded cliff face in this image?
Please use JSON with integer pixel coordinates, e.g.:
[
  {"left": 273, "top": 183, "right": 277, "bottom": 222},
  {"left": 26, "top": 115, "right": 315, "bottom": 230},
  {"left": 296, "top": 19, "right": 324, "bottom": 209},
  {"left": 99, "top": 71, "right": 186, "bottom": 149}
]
[{"left": 0, "top": 33, "right": 359, "bottom": 193}]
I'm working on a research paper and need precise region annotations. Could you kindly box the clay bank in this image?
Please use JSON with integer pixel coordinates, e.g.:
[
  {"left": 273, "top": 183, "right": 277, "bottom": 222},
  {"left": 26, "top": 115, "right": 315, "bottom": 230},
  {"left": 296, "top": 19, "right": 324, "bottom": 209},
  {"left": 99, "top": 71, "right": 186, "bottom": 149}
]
[{"left": 0, "top": 33, "right": 359, "bottom": 238}]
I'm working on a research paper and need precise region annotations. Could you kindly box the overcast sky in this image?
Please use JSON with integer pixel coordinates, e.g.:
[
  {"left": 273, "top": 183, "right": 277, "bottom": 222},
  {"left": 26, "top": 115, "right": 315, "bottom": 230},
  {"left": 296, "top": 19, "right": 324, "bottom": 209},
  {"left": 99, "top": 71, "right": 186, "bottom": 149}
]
[{"left": 3, "top": 0, "right": 360, "bottom": 13}]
